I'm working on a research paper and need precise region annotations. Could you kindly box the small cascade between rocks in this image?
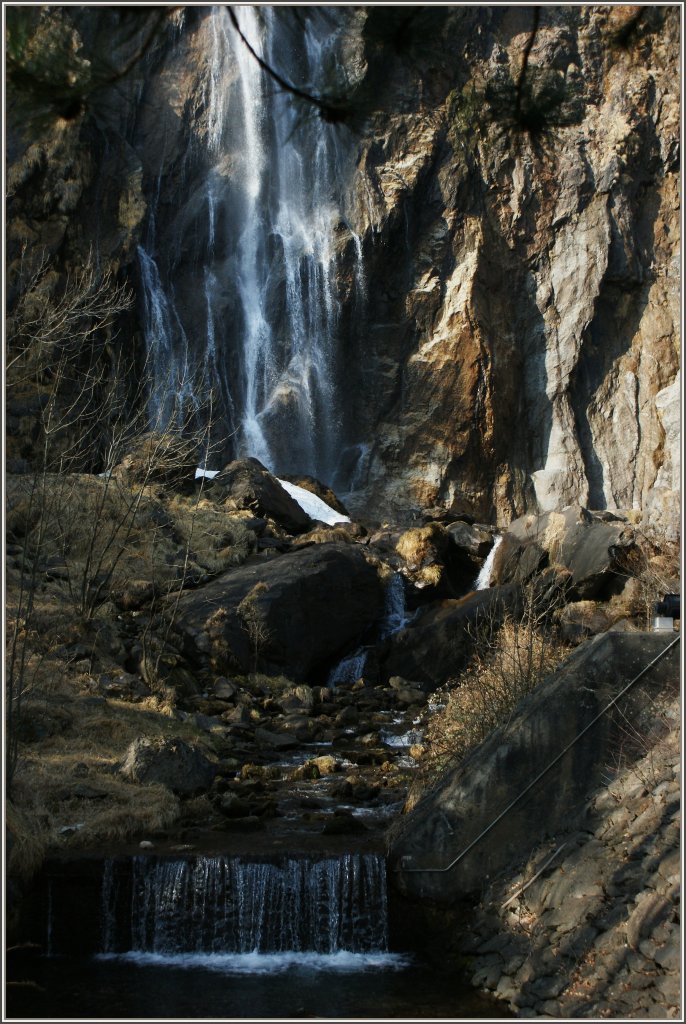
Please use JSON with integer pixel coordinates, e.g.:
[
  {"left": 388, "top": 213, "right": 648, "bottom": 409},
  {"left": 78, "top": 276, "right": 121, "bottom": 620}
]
[
  {"left": 474, "top": 535, "right": 502, "bottom": 590},
  {"left": 327, "top": 574, "right": 410, "bottom": 687},
  {"left": 96, "top": 853, "right": 403, "bottom": 971}
]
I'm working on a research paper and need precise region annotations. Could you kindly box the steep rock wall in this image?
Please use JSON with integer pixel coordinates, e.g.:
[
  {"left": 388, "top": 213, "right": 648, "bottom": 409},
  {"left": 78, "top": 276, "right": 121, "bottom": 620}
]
[
  {"left": 6, "top": 7, "right": 680, "bottom": 535},
  {"left": 342, "top": 6, "right": 680, "bottom": 532}
]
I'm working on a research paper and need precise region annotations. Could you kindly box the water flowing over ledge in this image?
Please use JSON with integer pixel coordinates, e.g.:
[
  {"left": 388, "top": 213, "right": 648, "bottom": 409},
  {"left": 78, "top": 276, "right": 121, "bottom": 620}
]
[{"left": 100, "top": 853, "right": 394, "bottom": 960}]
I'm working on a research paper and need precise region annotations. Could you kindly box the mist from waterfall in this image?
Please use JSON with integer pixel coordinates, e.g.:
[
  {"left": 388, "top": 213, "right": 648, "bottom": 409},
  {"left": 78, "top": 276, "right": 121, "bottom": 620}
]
[{"left": 137, "top": 7, "right": 363, "bottom": 483}]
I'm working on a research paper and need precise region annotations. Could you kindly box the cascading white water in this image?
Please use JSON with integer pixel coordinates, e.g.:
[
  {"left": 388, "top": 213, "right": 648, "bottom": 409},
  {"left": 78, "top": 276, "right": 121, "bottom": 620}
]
[
  {"left": 138, "top": 7, "right": 359, "bottom": 481},
  {"left": 327, "top": 574, "right": 410, "bottom": 687},
  {"left": 474, "top": 535, "right": 503, "bottom": 590},
  {"left": 378, "top": 573, "right": 411, "bottom": 638},
  {"left": 99, "top": 854, "right": 396, "bottom": 964}
]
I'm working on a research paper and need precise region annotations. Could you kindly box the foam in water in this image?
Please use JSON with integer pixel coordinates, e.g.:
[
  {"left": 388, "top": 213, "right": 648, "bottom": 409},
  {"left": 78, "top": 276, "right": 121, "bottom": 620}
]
[
  {"left": 101, "top": 853, "right": 391, "bottom": 958},
  {"left": 474, "top": 535, "right": 503, "bottom": 590},
  {"left": 95, "top": 949, "right": 409, "bottom": 974}
]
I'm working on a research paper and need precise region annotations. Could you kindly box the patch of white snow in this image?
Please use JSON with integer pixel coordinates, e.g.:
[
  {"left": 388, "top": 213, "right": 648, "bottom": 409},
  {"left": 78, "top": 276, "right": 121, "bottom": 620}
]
[{"left": 277, "top": 478, "right": 350, "bottom": 525}]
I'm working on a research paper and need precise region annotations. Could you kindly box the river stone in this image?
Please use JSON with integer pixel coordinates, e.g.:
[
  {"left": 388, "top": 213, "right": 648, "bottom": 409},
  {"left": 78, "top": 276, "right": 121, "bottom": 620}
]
[
  {"left": 119, "top": 736, "right": 216, "bottom": 794},
  {"left": 254, "top": 727, "right": 298, "bottom": 751},
  {"left": 214, "top": 677, "right": 238, "bottom": 700},
  {"left": 311, "top": 754, "right": 338, "bottom": 775}
]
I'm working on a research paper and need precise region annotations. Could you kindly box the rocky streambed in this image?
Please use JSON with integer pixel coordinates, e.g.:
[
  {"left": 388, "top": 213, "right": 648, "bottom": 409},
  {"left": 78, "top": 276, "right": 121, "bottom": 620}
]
[{"left": 140, "top": 671, "right": 430, "bottom": 853}]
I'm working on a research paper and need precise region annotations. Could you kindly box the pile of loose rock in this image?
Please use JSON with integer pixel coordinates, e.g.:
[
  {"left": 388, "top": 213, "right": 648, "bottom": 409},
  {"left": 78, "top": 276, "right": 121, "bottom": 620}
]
[{"left": 460, "top": 698, "right": 680, "bottom": 1019}]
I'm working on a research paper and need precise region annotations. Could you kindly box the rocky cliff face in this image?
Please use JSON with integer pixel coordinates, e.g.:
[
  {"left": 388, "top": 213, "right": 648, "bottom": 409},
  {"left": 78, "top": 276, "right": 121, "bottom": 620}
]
[
  {"left": 342, "top": 6, "right": 680, "bottom": 533},
  {"left": 6, "top": 7, "right": 680, "bottom": 535}
]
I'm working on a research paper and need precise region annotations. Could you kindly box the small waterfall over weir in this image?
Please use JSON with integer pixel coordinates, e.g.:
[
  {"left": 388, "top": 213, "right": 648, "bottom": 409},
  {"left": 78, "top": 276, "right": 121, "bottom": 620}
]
[
  {"left": 137, "top": 7, "right": 362, "bottom": 482},
  {"left": 96, "top": 854, "right": 400, "bottom": 969}
]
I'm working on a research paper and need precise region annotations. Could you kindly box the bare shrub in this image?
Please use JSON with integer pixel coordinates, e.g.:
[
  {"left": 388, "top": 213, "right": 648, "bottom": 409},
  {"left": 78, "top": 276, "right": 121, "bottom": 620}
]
[
  {"left": 610, "top": 536, "right": 681, "bottom": 628},
  {"left": 5, "top": 242, "right": 227, "bottom": 790},
  {"left": 415, "top": 582, "right": 572, "bottom": 792},
  {"left": 238, "top": 582, "right": 272, "bottom": 673}
]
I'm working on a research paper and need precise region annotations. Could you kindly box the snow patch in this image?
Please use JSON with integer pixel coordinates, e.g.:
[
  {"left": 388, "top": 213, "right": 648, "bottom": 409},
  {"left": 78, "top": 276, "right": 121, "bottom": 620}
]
[{"left": 277, "top": 478, "right": 350, "bottom": 525}]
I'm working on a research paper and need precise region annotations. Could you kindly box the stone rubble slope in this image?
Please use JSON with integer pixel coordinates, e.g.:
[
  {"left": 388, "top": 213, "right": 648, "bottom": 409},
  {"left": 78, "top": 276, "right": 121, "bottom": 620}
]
[{"left": 461, "top": 696, "right": 680, "bottom": 1019}]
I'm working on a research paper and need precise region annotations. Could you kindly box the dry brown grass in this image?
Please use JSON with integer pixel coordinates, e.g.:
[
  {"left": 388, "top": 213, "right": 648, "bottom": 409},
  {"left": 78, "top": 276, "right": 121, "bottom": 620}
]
[
  {"left": 411, "top": 607, "right": 571, "bottom": 804},
  {"left": 5, "top": 668, "right": 225, "bottom": 875}
]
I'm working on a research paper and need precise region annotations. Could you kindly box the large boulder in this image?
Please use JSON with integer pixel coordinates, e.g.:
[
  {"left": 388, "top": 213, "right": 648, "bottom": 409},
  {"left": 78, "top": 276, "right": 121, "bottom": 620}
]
[
  {"left": 119, "top": 736, "right": 216, "bottom": 794},
  {"left": 379, "top": 585, "right": 520, "bottom": 690},
  {"left": 492, "top": 506, "right": 635, "bottom": 599},
  {"left": 174, "top": 543, "right": 384, "bottom": 682},
  {"left": 207, "top": 459, "right": 311, "bottom": 533}
]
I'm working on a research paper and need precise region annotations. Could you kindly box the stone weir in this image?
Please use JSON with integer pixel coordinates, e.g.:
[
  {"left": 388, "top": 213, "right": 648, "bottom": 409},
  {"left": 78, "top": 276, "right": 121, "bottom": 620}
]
[{"left": 37, "top": 850, "right": 393, "bottom": 960}]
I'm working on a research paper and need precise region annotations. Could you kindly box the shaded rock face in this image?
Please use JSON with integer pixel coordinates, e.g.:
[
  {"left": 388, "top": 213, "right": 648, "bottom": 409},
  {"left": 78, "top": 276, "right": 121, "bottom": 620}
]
[
  {"left": 379, "top": 585, "right": 520, "bottom": 691},
  {"left": 174, "top": 543, "right": 385, "bottom": 682},
  {"left": 389, "top": 631, "right": 679, "bottom": 905},
  {"left": 6, "top": 8, "right": 680, "bottom": 534}
]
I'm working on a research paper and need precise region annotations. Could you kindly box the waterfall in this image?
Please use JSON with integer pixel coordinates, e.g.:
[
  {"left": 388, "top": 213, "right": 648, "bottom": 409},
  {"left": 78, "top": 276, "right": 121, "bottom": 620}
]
[
  {"left": 99, "top": 854, "right": 394, "bottom": 961},
  {"left": 327, "top": 574, "right": 410, "bottom": 686},
  {"left": 327, "top": 648, "right": 368, "bottom": 688},
  {"left": 474, "top": 535, "right": 503, "bottom": 590},
  {"left": 378, "top": 573, "right": 410, "bottom": 638},
  {"left": 138, "top": 7, "right": 358, "bottom": 482}
]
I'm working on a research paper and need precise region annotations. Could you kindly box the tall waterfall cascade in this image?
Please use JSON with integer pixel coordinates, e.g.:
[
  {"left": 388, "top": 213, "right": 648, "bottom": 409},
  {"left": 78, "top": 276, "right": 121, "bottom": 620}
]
[
  {"left": 137, "top": 7, "right": 363, "bottom": 484},
  {"left": 97, "top": 854, "right": 403, "bottom": 969}
]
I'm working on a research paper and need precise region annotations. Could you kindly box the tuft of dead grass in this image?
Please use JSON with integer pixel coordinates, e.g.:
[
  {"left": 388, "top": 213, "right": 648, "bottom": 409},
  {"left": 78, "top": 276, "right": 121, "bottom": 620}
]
[
  {"left": 6, "top": 803, "right": 50, "bottom": 881},
  {"left": 412, "top": 610, "right": 570, "bottom": 803}
]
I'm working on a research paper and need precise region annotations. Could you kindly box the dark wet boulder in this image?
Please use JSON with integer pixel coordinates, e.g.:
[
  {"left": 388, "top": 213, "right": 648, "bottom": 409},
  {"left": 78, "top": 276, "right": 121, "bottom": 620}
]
[
  {"left": 119, "top": 736, "right": 216, "bottom": 794},
  {"left": 378, "top": 585, "right": 520, "bottom": 690},
  {"left": 445, "top": 522, "right": 494, "bottom": 560},
  {"left": 175, "top": 543, "right": 384, "bottom": 682},
  {"left": 207, "top": 458, "right": 311, "bottom": 533},
  {"left": 492, "top": 506, "right": 635, "bottom": 599},
  {"left": 445, "top": 522, "right": 496, "bottom": 581}
]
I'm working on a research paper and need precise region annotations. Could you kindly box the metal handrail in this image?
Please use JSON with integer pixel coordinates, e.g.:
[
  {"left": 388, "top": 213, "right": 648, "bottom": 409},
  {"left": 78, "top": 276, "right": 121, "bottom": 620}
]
[{"left": 398, "top": 633, "right": 681, "bottom": 874}]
